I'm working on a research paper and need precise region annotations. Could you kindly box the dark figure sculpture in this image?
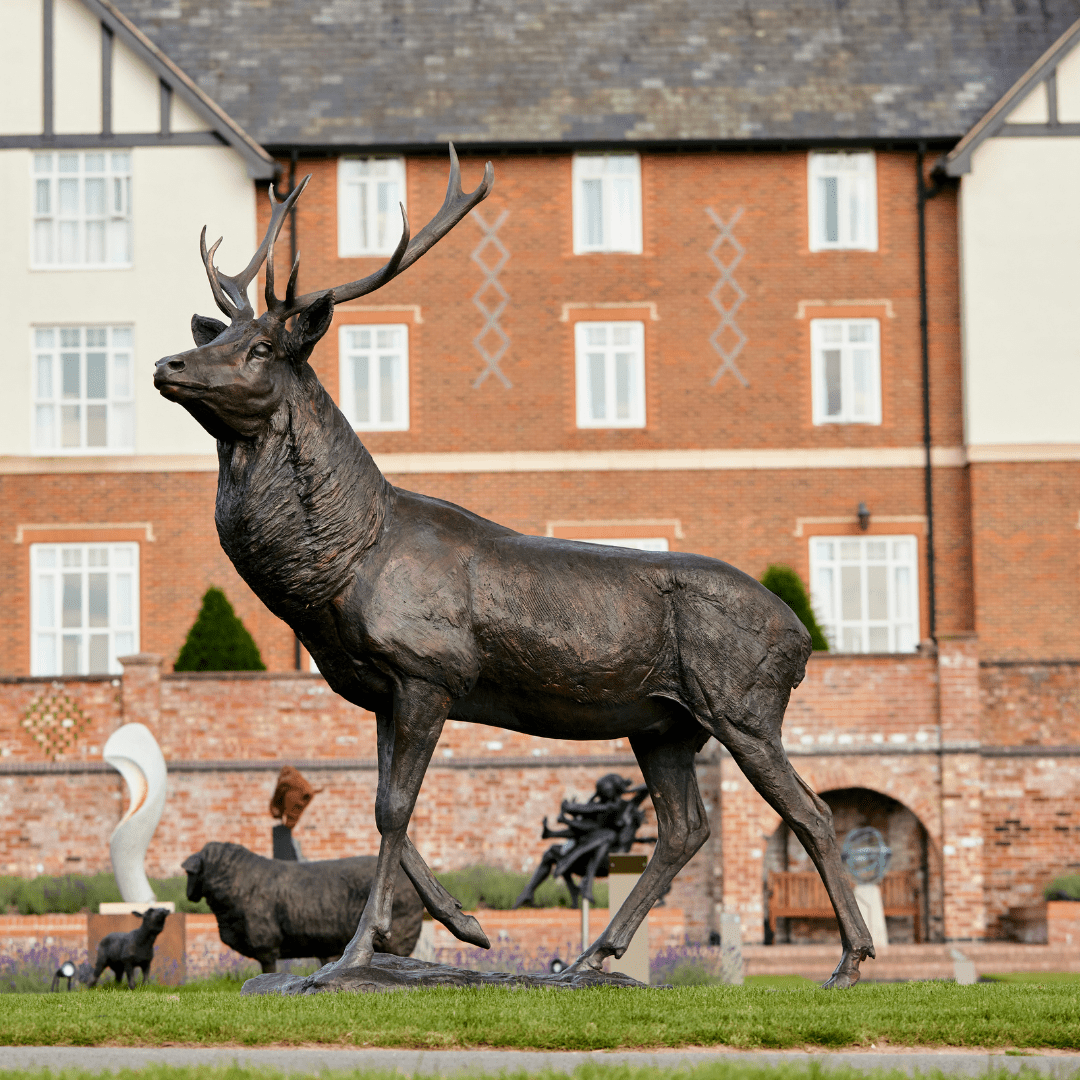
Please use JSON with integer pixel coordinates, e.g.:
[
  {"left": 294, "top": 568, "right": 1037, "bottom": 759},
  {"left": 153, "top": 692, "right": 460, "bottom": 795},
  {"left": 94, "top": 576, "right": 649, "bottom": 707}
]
[
  {"left": 154, "top": 146, "right": 873, "bottom": 990},
  {"left": 88, "top": 907, "right": 169, "bottom": 988},
  {"left": 513, "top": 773, "right": 655, "bottom": 909},
  {"left": 182, "top": 842, "right": 424, "bottom": 972}
]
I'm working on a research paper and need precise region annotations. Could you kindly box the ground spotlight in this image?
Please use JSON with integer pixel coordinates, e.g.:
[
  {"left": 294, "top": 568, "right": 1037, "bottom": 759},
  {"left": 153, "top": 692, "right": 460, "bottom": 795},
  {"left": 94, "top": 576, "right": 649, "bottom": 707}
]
[
  {"left": 549, "top": 957, "right": 565, "bottom": 974},
  {"left": 51, "top": 960, "right": 76, "bottom": 992}
]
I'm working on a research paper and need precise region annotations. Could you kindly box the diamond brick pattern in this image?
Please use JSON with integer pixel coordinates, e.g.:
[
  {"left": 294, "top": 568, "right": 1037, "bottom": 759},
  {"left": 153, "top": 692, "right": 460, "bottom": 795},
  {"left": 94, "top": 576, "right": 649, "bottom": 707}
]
[
  {"left": 471, "top": 208, "right": 511, "bottom": 389},
  {"left": 706, "top": 206, "right": 748, "bottom": 387}
]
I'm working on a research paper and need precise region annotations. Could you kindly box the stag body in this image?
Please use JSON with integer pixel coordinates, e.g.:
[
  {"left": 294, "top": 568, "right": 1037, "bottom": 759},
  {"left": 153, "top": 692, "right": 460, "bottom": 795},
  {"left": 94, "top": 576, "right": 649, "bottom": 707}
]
[{"left": 156, "top": 149, "right": 874, "bottom": 990}]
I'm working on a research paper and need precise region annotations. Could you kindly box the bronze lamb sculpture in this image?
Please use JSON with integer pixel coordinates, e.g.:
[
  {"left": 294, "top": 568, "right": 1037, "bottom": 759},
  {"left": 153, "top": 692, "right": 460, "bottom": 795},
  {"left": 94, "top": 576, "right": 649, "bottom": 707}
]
[
  {"left": 154, "top": 147, "right": 873, "bottom": 990},
  {"left": 88, "top": 906, "right": 170, "bottom": 988}
]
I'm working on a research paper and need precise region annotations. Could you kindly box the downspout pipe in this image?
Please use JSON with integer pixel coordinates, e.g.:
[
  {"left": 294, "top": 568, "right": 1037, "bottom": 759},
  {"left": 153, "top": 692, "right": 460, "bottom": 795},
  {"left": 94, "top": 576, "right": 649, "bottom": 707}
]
[
  {"left": 288, "top": 147, "right": 302, "bottom": 673},
  {"left": 916, "top": 144, "right": 947, "bottom": 645}
]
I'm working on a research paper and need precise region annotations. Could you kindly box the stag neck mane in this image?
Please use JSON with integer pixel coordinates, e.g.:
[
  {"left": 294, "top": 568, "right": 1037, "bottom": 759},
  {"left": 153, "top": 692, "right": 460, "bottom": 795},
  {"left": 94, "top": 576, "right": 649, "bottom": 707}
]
[{"left": 214, "top": 363, "right": 392, "bottom": 619}]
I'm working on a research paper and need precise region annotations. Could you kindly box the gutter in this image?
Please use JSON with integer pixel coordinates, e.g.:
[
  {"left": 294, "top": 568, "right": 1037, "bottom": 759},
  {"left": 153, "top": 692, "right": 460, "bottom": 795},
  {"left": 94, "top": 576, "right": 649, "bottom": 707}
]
[{"left": 262, "top": 136, "right": 960, "bottom": 160}]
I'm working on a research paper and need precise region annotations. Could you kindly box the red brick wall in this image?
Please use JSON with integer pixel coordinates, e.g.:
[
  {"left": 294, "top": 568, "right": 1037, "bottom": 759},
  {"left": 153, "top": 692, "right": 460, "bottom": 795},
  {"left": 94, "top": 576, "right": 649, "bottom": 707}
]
[
  {"left": 0, "top": 472, "right": 295, "bottom": 675},
  {"left": 2, "top": 463, "right": 971, "bottom": 675},
  {"left": 1, "top": 147, "right": 978, "bottom": 672},
  {"left": 980, "top": 660, "right": 1080, "bottom": 936},
  {"left": 273, "top": 150, "right": 962, "bottom": 455},
  {"left": 970, "top": 462, "right": 1080, "bottom": 661},
  {"left": 981, "top": 661, "right": 1080, "bottom": 748},
  {"left": 4, "top": 653, "right": 1080, "bottom": 943}
]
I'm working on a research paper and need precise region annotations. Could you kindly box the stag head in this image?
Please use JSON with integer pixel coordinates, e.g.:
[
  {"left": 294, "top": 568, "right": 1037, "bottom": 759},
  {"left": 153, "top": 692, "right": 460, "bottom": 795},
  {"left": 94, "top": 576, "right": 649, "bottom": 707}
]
[{"left": 155, "top": 146, "right": 492, "bottom": 441}]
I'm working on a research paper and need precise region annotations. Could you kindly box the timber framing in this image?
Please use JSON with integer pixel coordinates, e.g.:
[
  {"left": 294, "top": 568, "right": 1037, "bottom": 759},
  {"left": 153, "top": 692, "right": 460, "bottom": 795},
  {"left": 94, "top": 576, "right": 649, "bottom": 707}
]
[
  {"left": 946, "top": 18, "right": 1080, "bottom": 176},
  {"left": 1, "top": 0, "right": 276, "bottom": 180}
]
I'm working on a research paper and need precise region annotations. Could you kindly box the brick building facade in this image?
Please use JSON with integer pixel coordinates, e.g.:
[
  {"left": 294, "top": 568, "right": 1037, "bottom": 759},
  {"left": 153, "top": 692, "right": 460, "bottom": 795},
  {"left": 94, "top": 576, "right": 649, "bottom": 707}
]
[{"left": 2, "top": 0, "right": 1078, "bottom": 951}]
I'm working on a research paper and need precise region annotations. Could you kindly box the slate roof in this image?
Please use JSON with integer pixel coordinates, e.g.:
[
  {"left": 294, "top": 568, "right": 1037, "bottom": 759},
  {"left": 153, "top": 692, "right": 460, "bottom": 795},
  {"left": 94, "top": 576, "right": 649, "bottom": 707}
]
[{"left": 109, "top": 0, "right": 1080, "bottom": 149}]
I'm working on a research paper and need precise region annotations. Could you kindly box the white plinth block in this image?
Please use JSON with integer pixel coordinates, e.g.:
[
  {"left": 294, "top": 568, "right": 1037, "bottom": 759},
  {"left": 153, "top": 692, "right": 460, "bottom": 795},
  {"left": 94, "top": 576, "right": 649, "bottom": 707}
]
[
  {"left": 99, "top": 901, "right": 175, "bottom": 914},
  {"left": 607, "top": 854, "right": 649, "bottom": 984},
  {"left": 853, "top": 881, "right": 889, "bottom": 952}
]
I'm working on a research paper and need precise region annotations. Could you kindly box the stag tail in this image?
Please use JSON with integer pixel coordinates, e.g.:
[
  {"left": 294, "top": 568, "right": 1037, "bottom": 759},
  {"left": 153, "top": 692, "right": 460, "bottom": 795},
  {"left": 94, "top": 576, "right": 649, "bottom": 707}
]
[{"left": 200, "top": 175, "right": 311, "bottom": 322}]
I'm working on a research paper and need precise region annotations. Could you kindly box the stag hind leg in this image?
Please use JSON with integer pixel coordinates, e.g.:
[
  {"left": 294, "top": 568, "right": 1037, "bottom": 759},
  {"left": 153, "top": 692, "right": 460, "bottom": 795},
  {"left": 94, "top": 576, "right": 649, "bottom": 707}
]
[
  {"left": 569, "top": 714, "right": 710, "bottom": 974},
  {"left": 710, "top": 698, "right": 874, "bottom": 988}
]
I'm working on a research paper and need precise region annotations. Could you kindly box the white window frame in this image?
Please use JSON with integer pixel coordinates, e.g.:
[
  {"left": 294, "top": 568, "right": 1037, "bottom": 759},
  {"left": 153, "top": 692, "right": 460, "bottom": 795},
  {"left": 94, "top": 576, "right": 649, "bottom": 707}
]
[
  {"left": 578, "top": 538, "right": 669, "bottom": 551},
  {"left": 32, "top": 325, "right": 136, "bottom": 454},
  {"left": 807, "top": 151, "right": 877, "bottom": 252},
  {"left": 338, "top": 323, "right": 410, "bottom": 431},
  {"left": 809, "top": 535, "right": 919, "bottom": 654},
  {"left": 574, "top": 320, "right": 646, "bottom": 429},
  {"left": 31, "top": 151, "right": 132, "bottom": 269},
  {"left": 30, "top": 542, "right": 140, "bottom": 676},
  {"left": 572, "top": 153, "right": 642, "bottom": 254},
  {"left": 337, "top": 157, "right": 407, "bottom": 257},
  {"left": 810, "top": 318, "right": 882, "bottom": 425}
]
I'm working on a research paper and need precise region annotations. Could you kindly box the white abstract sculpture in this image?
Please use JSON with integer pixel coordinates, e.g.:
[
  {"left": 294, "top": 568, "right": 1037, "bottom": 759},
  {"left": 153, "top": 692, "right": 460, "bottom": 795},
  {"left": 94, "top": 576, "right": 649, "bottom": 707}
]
[{"left": 103, "top": 722, "right": 167, "bottom": 903}]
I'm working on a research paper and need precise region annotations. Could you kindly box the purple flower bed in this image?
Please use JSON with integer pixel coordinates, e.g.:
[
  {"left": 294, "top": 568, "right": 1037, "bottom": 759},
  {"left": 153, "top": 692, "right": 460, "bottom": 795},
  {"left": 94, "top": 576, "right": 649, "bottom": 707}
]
[
  {"left": 434, "top": 940, "right": 580, "bottom": 975},
  {"left": 650, "top": 941, "right": 731, "bottom": 985},
  {"left": 0, "top": 942, "right": 322, "bottom": 992},
  {"left": 0, "top": 943, "right": 91, "bottom": 993}
]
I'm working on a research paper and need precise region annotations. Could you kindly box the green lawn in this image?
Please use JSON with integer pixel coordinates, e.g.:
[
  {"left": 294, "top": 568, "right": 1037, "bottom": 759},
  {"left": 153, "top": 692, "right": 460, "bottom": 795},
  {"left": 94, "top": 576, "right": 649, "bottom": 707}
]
[
  {"left": 2, "top": 982, "right": 1079, "bottom": 1050},
  {"left": 982, "top": 972, "right": 1080, "bottom": 985},
  {"left": 0, "top": 1067, "right": 1069, "bottom": 1080}
]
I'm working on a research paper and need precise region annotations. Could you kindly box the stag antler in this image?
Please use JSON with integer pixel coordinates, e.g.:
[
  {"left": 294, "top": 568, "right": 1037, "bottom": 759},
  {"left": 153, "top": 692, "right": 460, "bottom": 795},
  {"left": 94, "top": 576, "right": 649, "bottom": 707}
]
[
  {"left": 289, "top": 143, "right": 493, "bottom": 313},
  {"left": 201, "top": 145, "right": 492, "bottom": 323},
  {"left": 201, "top": 175, "right": 311, "bottom": 321}
]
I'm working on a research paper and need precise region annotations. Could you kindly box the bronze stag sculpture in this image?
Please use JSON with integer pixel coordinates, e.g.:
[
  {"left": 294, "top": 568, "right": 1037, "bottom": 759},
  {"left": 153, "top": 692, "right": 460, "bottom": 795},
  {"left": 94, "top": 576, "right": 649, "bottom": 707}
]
[{"left": 155, "top": 147, "right": 874, "bottom": 990}]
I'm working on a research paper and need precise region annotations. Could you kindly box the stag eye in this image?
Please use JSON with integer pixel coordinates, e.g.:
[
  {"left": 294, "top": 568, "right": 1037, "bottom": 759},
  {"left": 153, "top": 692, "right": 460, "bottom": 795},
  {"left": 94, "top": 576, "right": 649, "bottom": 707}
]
[{"left": 250, "top": 342, "right": 273, "bottom": 360}]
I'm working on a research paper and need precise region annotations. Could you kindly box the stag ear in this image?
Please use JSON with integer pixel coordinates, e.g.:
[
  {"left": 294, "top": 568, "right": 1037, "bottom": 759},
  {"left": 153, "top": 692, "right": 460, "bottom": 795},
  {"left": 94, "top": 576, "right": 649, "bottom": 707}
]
[
  {"left": 287, "top": 292, "right": 335, "bottom": 362},
  {"left": 191, "top": 314, "right": 228, "bottom": 347}
]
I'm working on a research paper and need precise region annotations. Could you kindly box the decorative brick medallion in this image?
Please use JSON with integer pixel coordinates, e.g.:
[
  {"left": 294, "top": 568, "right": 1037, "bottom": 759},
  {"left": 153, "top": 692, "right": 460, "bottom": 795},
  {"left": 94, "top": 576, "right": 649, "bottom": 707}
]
[{"left": 22, "top": 689, "right": 90, "bottom": 760}]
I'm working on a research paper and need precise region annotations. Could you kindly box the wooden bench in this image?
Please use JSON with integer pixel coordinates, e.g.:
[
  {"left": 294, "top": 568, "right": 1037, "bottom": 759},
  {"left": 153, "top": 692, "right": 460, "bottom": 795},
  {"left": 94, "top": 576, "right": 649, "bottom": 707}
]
[{"left": 767, "top": 870, "right": 921, "bottom": 942}]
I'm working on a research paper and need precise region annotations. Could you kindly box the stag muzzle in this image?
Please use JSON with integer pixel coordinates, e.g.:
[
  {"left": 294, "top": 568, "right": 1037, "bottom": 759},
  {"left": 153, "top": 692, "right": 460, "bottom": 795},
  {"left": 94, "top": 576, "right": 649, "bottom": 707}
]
[{"left": 154, "top": 354, "right": 189, "bottom": 399}]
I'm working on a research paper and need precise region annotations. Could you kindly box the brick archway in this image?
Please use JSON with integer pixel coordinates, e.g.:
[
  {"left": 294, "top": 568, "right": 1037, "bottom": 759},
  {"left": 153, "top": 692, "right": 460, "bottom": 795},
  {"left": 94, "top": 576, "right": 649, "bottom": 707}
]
[
  {"left": 719, "top": 752, "right": 944, "bottom": 943},
  {"left": 763, "top": 783, "right": 942, "bottom": 944}
]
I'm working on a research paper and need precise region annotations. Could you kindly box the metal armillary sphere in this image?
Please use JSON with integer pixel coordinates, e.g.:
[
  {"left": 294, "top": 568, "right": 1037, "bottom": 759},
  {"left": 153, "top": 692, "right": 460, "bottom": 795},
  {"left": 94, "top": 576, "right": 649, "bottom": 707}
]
[{"left": 841, "top": 827, "right": 892, "bottom": 885}]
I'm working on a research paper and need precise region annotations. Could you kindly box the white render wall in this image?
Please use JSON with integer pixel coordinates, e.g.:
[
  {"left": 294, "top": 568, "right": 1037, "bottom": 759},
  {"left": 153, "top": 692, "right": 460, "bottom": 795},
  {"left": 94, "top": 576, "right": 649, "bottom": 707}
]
[
  {"left": 958, "top": 135, "right": 1080, "bottom": 447},
  {"left": 0, "top": 145, "right": 257, "bottom": 457},
  {"left": 0, "top": 0, "right": 214, "bottom": 139},
  {"left": 0, "top": 0, "right": 258, "bottom": 458}
]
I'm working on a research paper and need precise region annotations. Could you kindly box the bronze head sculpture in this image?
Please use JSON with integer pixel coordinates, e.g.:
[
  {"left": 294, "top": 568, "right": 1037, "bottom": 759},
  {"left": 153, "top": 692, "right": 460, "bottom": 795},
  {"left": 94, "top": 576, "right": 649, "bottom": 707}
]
[
  {"left": 155, "top": 146, "right": 873, "bottom": 990},
  {"left": 270, "top": 765, "right": 321, "bottom": 829}
]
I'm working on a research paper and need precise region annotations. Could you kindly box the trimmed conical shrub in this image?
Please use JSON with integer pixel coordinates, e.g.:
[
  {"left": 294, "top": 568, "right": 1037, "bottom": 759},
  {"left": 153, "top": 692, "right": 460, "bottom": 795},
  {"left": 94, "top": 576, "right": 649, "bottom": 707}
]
[
  {"left": 760, "top": 564, "right": 830, "bottom": 651},
  {"left": 174, "top": 587, "right": 266, "bottom": 671}
]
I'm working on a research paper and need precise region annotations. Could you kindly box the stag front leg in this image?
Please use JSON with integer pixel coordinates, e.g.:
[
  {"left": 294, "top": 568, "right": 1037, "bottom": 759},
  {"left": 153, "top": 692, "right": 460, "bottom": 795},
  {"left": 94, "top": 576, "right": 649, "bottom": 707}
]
[
  {"left": 400, "top": 840, "right": 491, "bottom": 948},
  {"left": 366, "top": 706, "right": 489, "bottom": 948},
  {"left": 569, "top": 718, "right": 710, "bottom": 974},
  {"left": 324, "top": 681, "right": 450, "bottom": 977}
]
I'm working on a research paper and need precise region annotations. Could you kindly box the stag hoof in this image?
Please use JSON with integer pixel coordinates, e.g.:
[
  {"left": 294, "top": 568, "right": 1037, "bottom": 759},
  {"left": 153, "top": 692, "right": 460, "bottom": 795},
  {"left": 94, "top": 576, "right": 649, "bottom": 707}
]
[
  {"left": 565, "top": 948, "right": 606, "bottom": 975},
  {"left": 444, "top": 910, "right": 490, "bottom": 949},
  {"left": 821, "top": 944, "right": 875, "bottom": 989}
]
